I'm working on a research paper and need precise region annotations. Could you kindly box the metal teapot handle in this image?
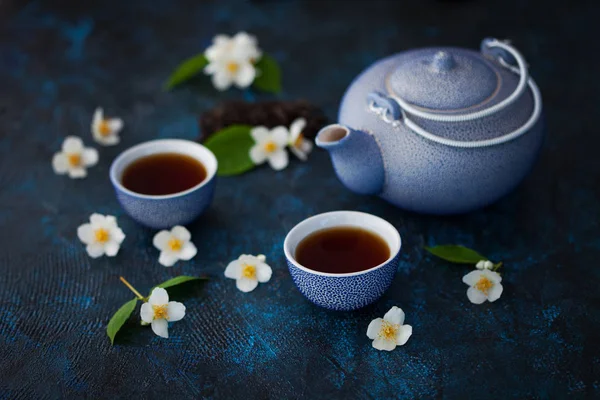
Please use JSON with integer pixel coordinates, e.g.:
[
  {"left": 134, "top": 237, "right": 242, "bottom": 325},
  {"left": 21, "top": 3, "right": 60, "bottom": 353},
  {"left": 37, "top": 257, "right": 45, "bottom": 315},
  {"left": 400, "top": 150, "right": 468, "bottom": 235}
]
[{"left": 368, "top": 38, "right": 543, "bottom": 148}]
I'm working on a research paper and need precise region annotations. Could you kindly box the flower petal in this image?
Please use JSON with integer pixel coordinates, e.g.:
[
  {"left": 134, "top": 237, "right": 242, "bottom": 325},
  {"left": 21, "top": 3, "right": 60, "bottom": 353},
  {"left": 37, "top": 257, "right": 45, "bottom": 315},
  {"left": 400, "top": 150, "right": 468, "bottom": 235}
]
[
  {"left": 68, "top": 167, "right": 87, "bottom": 179},
  {"left": 104, "top": 241, "right": 120, "bottom": 257},
  {"left": 372, "top": 337, "right": 396, "bottom": 351},
  {"left": 267, "top": 149, "right": 288, "bottom": 171},
  {"left": 159, "top": 251, "right": 179, "bottom": 267},
  {"left": 93, "top": 108, "right": 103, "bottom": 126},
  {"left": 96, "top": 134, "right": 120, "bottom": 146},
  {"left": 249, "top": 145, "right": 268, "bottom": 165},
  {"left": 167, "top": 301, "right": 186, "bottom": 322},
  {"left": 290, "top": 118, "right": 306, "bottom": 137},
  {"left": 109, "top": 118, "right": 123, "bottom": 133},
  {"left": 77, "top": 223, "right": 94, "bottom": 244},
  {"left": 151, "top": 318, "right": 169, "bottom": 338},
  {"left": 148, "top": 287, "right": 169, "bottom": 306},
  {"left": 212, "top": 70, "right": 232, "bottom": 91},
  {"left": 395, "top": 325, "right": 412, "bottom": 346},
  {"left": 140, "top": 302, "right": 154, "bottom": 323},
  {"left": 171, "top": 226, "right": 191, "bottom": 242},
  {"left": 152, "top": 230, "right": 171, "bottom": 250},
  {"left": 236, "top": 277, "right": 258, "bottom": 293},
  {"left": 466, "top": 287, "right": 488, "bottom": 304},
  {"left": 487, "top": 283, "right": 503, "bottom": 302},
  {"left": 482, "top": 269, "right": 502, "bottom": 284},
  {"left": 250, "top": 126, "right": 270, "bottom": 143},
  {"left": 462, "top": 270, "right": 482, "bottom": 286},
  {"left": 224, "top": 260, "right": 243, "bottom": 279},
  {"left": 52, "top": 153, "right": 69, "bottom": 174},
  {"left": 82, "top": 148, "right": 98, "bottom": 167},
  {"left": 178, "top": 242, "right": 197, "bottom": 261},
  {"left": 255, "top": 262, "right": 272, "bottom": 283},
  {"left": 476, "top": 260, "right": 486, "bottom": 270},
  {"left": 62, "top": 136, "right": 84, "bottom": 153},
  {"left": 289, "top": 145, "right": 308, "bottom": 161},
  {"left": 90, "top": 213, "right": 105, "bottom": 226},
  {"left": 383, "top": 306, "right": 405, "bottom": 325},
  {"left": 233, "top": 62, "right": 256, "bottom": 88},
  {"left": 110, "top": 227, "right": 126, "bottom": 244},
  {"left": 86, "top": 243, "right": 105, "bottom": 258},
  {"left": 271, "top": 126, "right": 290, "bottom": 147},
  {"left": 300, "top": 139, "right": 313, "bottom": 154},
  {"left": 366, "top": 318, "right": 383, "bottom": 339}
]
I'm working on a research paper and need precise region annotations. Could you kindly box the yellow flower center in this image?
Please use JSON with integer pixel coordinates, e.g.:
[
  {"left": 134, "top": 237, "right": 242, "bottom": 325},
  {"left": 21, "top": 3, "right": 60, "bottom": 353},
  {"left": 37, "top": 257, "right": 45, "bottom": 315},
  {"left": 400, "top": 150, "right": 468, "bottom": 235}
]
[
  {"left": 94, "top": 228, "right": 109, "bottom": 243},
  {"left": 293, "top": 133, "right": 305, "bottom": 149},
  {"left": 67, "top": 153, "right": 81, "bottom": 167},
  {"left": 153, "top": 304, "right": 168, "bottom": 319},
  {"left": 379, "top": 321, "right": 399, "bottom": 341},
  {"left": 241, "top": 264, "right": 256, "bottom": 279},
  {"left": 474, "top": 276, "right": 494, "bottom": 295},
  {"left": 98, "top": 120, "right": 112, "bottom": 136},
  {"left": 264, "top": 141, "right": 277, "bottom": 153},
  {"left": 168, "top": 238, "right": 182, "bottom": 252},
  {"left": 227, "top": 62, "right": 239, "bottom": 73}
]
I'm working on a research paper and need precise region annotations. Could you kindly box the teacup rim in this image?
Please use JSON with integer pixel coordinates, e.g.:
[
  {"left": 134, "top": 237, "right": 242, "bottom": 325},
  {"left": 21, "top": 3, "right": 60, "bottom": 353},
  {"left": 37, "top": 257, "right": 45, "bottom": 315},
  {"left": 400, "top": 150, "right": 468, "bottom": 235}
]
[
  {"left": 109, "top": 139, "right": 217, "bottom": 200},
  {"left": 283, "top": 210, "right": 401, "bottom": 278}
]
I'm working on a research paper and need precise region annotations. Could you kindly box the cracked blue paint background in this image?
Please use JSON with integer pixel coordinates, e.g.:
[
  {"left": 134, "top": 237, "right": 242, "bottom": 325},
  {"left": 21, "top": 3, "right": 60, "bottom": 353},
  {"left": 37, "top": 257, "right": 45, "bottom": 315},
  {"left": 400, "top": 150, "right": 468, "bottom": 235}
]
[{"left": 0, "top": 0, "right": 599, "bottom": 398}]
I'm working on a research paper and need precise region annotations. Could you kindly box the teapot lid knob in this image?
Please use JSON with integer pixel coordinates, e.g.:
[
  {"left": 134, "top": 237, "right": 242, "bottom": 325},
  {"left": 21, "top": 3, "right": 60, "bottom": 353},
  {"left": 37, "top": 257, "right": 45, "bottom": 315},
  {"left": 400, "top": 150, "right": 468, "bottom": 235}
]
[{"left": 431, "top": 51, "right": 456, "bottom": 72}]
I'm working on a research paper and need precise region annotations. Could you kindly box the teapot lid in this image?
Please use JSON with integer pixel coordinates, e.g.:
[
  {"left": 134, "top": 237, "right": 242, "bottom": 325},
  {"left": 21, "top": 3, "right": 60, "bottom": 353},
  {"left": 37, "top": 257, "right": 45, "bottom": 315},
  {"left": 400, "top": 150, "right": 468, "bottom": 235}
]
[{"left": 386, "top": 48, "right": 499, "bottom": 111}]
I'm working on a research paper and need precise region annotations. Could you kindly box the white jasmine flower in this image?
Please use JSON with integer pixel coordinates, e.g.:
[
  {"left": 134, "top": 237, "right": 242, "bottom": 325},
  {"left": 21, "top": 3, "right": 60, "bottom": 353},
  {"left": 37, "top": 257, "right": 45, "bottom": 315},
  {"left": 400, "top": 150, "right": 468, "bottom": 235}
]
[
  {"left": 367, "top": 306, "right": 413, "bottom": 351},
  {"left": 52, "top": 136, "right": 98, "bottom": 179},
  {"left": 152, "top": 226, "right": 197, "bottom": 267},
  {"left": 203, "top": 32, "right": 262, "bottom": 91},
  {"left": 249, "top": 126, "right": 289, "bottom": 170},
  {"left": 77, "top": 213, "right": 126, "bottom": 258},
  {"left": 91, "top": 107, "right": 123, "bottom": 146},
  {"left": 476, "top": 260, "right": 494, "bottom": 270},
  {"left": 462, "top": 269, "right": 503, "bottom": 304},
  {"left": 140, "top": 287, "right": 186, "bottom": 338},
  {"left": 287, "top": 118, "right": 313, "bottom": 161},
  {"left": 225, "top": 254, "right": 272, "bottom": 292}
]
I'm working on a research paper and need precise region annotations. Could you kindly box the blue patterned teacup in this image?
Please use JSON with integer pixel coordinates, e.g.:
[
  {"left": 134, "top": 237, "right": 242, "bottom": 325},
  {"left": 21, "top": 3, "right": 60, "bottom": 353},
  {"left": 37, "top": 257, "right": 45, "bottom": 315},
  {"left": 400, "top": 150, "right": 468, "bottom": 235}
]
[
  {"left": 284, "top": 211, "right": 401, "bottom": 311},
  {"left": 110, "top": 139, "right": 217, "bottom": 229}
]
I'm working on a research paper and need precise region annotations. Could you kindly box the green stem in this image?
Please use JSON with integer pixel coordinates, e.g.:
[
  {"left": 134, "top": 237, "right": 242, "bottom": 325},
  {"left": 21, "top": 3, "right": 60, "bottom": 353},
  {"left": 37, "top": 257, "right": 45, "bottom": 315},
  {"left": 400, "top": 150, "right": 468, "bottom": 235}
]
[
  {"left": 119, "top": 276, "right": 145, "bottom": 301},
  {"left": 492, "top": 261, "right": 503, "bottom": 271}
]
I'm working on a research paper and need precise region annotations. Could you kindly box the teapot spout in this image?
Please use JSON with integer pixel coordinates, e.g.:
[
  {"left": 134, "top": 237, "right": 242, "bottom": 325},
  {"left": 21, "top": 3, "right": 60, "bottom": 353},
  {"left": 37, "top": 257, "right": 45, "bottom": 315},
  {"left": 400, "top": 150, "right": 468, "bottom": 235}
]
[{"left": 316, "top": 124, "right": 385, "bottom": 195}]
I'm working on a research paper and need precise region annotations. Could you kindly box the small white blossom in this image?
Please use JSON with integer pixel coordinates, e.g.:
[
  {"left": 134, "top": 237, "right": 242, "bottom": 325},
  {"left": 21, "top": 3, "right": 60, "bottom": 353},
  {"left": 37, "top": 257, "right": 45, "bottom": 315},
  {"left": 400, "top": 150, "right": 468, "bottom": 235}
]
[
  {"left": 52, "top": 136, "right": 98, "bottom": 179},
  {"left": 476, "top": 260, "right": 494, "bottom": 270},
  {"left": 91, "top": 107, "right": 123, "bottom": 146},
  {"left": 140, "top": 287, "right": 186, "bottom": 338},
  {"left": 225, "top": 254, "right": 272, "bottom": 293},
  {"left": 367, "top": 306, "right": 413, "bottom": 351},
  {"left": 287, "top": 118, "right": 313, "bottom": 161},
  {"left": 77, "top": 213, "right": 125, "bottom": 258},
  {"left": 203, "top": 32, "right": 262, "bottom": 91},
  {"left": 249, "top": 126, "right": 289, "bottom": 170},
  {"left": 152, "top": 226, "right": 197, "bottom": 267},
  {"left": 463, "top": 269, "right": 503, "bottom": 304}
]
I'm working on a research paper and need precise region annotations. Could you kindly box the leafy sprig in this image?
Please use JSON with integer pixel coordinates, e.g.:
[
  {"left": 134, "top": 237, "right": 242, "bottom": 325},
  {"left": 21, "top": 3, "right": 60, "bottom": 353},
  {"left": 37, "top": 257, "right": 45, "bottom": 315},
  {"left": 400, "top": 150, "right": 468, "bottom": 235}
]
[
  {"left": 424, "top": 245, "right": 502, "bottom": 271},
  {"left": 107, "top": 276, "right": 207, "bottom": 345}
]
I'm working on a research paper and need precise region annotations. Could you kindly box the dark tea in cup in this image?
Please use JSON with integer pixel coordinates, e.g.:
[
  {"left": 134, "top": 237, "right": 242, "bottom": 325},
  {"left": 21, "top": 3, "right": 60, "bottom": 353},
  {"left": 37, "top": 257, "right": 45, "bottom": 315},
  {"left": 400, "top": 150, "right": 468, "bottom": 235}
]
[
  {"left": 121, "top": 153, "right": 207, "bottom": 196},
  {"left": 295, "top": 226, "right": 390, "bottom": 274}
]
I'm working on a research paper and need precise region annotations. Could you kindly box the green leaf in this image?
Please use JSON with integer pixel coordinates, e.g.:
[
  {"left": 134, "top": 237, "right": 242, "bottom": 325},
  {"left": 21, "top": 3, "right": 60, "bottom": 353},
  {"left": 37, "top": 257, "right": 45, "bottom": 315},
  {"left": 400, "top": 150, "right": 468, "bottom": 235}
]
[
  {"left": 253, "top": 54, "right": 282, "bottom": 93},
  {"left": 155, "top": 275, "right": 208, "bottom": 290},
  {"left": 164, "top": 53, "right": 209, "bottom": 90},
  {"left": 204, "top": 125, "right": 256, "bottom": 176},
  {"left": 106, "top": 298, "right": 138, "bottom": 345},
  {"left": 424, "top": 245, "right": 488, "bottom": 264}
]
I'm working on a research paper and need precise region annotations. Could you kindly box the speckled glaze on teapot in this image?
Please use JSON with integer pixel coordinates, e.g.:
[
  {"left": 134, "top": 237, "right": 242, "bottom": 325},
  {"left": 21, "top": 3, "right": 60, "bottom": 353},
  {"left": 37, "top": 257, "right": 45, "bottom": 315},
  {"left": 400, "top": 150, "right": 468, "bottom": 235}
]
[{"left": 316, "top": 38, "right": 544, "bottom": 214}]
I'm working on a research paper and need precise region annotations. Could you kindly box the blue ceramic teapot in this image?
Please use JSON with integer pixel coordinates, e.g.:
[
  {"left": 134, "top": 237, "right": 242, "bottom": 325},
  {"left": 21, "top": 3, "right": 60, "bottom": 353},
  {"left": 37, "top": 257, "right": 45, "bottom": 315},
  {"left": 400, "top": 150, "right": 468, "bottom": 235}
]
[{"left": 316, "top": 38, "right": 544, "bottom": 214}]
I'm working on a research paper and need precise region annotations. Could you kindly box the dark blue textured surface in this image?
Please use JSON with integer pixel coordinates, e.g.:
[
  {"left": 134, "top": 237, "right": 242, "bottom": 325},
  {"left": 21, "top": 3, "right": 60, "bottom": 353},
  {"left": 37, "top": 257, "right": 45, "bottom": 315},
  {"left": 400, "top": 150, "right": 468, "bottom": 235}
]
[{"left": 1, "top": 0, "right": 599, "bottom": 398}]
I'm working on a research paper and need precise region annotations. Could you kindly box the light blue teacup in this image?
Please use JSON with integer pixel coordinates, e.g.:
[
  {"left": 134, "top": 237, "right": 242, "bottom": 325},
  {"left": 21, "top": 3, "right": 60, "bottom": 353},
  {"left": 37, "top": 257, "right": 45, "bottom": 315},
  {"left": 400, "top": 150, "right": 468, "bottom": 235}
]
[
  {"left": 110, "top": 139, "right": 217, "bottom": 229},
  {"left": 284, "top": 211, "right": 401, "bottom": 311}
]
